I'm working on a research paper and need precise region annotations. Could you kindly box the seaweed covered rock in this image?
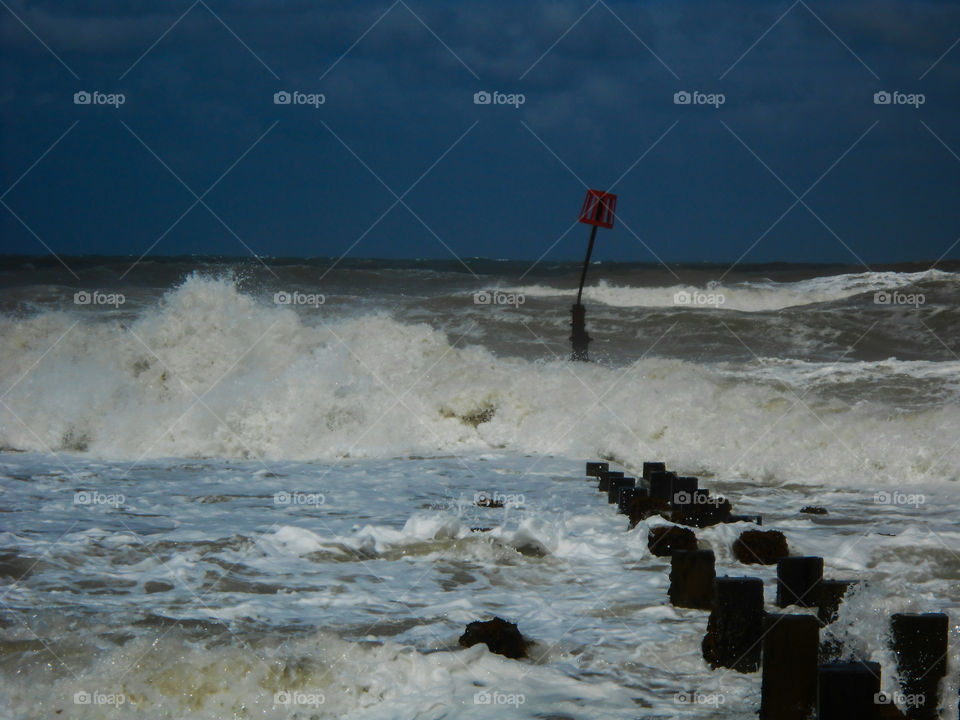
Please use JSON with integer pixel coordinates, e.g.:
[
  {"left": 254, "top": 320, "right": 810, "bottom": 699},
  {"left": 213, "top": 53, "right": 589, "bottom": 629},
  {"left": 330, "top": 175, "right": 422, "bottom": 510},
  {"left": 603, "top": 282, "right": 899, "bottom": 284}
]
[
  {"left": 733, "top": 529, "right": 789, "bottom": 565},
  {"left": 459, "top": 617, "right": 528, "bottom": 659},
  {"left": 648, "top": 526, "right": 698, "bottom": 557}
]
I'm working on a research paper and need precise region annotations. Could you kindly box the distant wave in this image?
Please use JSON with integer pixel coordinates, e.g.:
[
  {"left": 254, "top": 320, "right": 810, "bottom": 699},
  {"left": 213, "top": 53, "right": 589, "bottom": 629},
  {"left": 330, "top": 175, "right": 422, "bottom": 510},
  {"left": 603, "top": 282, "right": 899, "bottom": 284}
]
[{"left": 501, "top": 270, "right": 957, "bottom": 312}]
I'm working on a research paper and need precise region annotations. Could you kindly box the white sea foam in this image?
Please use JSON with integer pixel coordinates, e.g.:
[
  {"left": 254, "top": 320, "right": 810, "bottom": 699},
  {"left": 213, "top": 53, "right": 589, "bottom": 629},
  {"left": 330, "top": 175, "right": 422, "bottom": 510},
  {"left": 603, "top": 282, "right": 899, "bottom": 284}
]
[
  {"left": 1, "top": 450, "right": 958, "bottom": 719},
  {"left": 0, "top": 626, "right": 636, "bottom": 719}
]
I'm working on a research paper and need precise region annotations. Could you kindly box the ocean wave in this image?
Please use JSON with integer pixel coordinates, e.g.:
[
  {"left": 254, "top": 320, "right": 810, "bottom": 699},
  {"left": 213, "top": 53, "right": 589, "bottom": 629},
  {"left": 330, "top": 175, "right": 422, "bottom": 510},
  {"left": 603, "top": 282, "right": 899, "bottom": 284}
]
[{"left": 0, "top": 274, "right": 957, "bottom": 486}]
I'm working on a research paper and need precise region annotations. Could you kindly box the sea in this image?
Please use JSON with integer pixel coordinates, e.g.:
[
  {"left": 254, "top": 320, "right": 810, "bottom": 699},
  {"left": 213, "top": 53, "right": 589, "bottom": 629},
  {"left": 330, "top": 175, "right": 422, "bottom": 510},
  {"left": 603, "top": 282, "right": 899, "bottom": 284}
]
[{"left": 0, "top": 256, "right": 958, "bottom": 719}]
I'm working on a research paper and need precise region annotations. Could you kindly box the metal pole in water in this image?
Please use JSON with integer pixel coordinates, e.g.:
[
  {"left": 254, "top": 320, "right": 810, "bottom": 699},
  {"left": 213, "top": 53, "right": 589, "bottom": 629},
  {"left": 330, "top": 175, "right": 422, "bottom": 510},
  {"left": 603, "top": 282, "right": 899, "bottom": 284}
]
[
  {"left": 576, "top": 224, "right": 599, "bottom": 306},
  {"left": 571, "top": 190, "right": 617, "bottom": 361}
]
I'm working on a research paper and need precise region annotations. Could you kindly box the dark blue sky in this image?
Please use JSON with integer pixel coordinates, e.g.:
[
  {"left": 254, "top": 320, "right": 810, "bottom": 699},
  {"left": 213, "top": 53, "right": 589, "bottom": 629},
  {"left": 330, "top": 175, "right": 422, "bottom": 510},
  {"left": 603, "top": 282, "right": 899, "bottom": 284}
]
[{"left": 1, "top": 0, "right": 959, "bottom": 265}]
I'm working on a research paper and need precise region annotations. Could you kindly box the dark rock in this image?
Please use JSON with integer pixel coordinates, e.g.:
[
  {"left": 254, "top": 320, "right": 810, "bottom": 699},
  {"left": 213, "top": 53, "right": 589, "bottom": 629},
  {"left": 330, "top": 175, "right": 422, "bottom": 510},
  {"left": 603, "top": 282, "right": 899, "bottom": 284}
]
[
  {"left": 648, "top": 526, "right": 697, "bottom": 557},
  {"left": 800, "top": 506, "right": 828, "bottom": 515},
  {"left": 733, "top": 530, "right": 789, "bottom": 565},
  {"left": 459, "top": 617, "right": 528, "bottom": 659},
  {"left": 701, "top": 576, "right": 765, "bottom": 673},
  {"left": 669, "top": 549, "right": 715, "bottom": 610},
  {"left": 514, "top": 541, "right": 547, "bottom": 558}
]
